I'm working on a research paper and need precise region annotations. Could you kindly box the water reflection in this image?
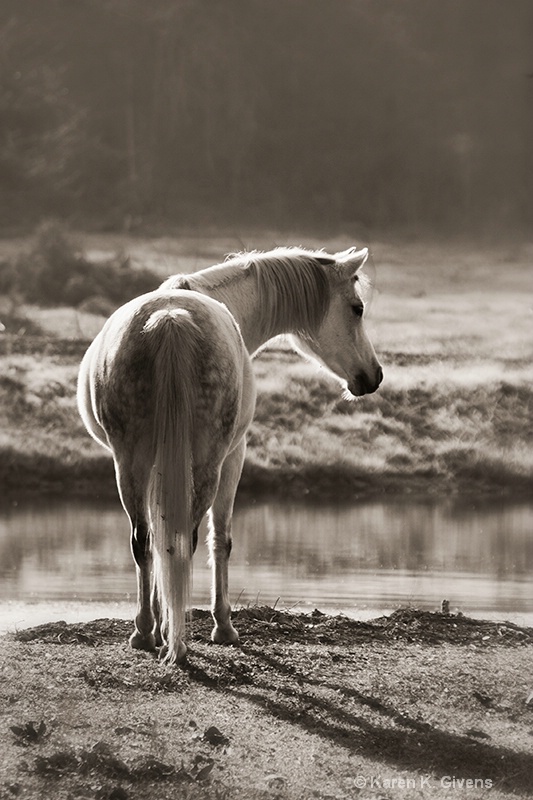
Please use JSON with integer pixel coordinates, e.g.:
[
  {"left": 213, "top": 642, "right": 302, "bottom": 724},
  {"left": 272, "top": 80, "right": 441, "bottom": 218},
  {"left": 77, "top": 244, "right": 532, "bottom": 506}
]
[{"left": 0, "top": 497, "right": 531, "bottom": 627}]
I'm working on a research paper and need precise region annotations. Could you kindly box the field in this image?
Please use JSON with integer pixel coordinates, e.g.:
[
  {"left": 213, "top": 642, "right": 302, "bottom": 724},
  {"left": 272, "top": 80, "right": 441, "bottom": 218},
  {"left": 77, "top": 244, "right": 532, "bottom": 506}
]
[
  {"left": 0, "top": 232, "right": 531, "bottom": 500},
  {"left": 1, "top": 609, "right": 532, "bottom": 800}
]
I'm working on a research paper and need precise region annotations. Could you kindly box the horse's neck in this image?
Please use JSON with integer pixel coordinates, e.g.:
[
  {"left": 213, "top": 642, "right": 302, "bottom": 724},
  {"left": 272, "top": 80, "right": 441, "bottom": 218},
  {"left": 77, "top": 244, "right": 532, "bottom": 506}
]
[{"left": 194, "top": 268, "right": 272, "bottom": 354}]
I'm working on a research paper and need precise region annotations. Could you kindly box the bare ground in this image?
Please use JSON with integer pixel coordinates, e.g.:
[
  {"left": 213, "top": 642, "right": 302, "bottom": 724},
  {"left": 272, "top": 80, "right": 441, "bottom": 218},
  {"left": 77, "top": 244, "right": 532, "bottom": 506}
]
[{"left": 1, "top": 608, "right": 532, "bottom": 800}]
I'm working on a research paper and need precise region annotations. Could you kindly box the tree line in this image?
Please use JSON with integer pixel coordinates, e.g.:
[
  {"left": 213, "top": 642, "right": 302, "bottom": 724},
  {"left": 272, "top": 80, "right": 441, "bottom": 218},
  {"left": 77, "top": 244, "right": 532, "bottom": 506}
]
[{"left": 0, "top": 0, "right": 531, "bottom": 235}]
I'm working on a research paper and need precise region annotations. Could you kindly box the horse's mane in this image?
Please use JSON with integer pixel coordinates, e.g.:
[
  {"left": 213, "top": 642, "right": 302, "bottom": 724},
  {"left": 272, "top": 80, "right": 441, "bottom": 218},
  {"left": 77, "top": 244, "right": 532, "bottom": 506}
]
[
  {"left": 221, "top": 247, "right": 333, "bottom": 340},
  {"left": 163, "top": 246, "right": 334, "bottom": 341}
]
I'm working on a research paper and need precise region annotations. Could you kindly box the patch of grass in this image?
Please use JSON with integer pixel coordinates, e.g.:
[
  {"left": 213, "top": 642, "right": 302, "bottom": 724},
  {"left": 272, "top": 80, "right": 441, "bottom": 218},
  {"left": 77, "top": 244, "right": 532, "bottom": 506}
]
[
  {"left": 0, "top": 236, "right": 531, "bottom": 499},
  {"left": 242, "top": 350, "right": 533, "bottom": 498},
  {"left": 0, "top": 338, "right": 531, "bottom": 499},
  {"left": 0, "top": 220, "right": 160, "bottom": 309},
  {"left": 0, "top": 353, "right": 115, "bottom": 493}
]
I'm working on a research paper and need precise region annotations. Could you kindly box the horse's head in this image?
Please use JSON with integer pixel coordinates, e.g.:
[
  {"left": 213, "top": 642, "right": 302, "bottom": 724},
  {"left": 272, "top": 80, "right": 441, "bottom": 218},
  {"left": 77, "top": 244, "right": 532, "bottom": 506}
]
[{"left": 291, "top": 247, "right": 383, "bottom": 398}]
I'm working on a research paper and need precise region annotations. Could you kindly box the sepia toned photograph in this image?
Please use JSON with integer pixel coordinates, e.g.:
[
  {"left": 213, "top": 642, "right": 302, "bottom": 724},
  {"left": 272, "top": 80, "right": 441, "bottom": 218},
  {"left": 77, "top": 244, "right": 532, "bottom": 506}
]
[{"left": 0, "top": 2, "right": 531, "bottom": 798}]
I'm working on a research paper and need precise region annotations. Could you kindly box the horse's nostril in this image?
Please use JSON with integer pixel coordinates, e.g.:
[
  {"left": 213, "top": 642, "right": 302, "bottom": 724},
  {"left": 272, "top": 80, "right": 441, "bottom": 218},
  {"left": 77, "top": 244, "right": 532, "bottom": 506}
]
[{"left": 356, "top": 366, "right": 383, "bottom": 395}]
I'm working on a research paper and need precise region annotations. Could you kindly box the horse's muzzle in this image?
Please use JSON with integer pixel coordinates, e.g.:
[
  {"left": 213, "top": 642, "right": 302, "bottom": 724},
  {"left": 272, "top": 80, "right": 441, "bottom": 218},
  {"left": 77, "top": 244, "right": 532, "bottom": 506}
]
[{"left": 350, "top": 365, "right": 383, "bottom": 396}]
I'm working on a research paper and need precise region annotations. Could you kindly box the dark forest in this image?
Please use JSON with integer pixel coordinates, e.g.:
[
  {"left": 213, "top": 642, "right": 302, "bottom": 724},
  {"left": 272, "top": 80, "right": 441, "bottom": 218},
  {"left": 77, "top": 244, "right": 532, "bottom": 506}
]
[{"left": 0, "top": 0, "right": 531, "bottom": 236}]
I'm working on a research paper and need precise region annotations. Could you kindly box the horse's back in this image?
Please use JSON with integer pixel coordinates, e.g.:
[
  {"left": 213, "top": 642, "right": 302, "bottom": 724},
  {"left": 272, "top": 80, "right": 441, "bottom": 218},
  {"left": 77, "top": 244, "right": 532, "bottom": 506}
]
[{"left": 78, "top": 289, "right": 254, "bottom": 461}]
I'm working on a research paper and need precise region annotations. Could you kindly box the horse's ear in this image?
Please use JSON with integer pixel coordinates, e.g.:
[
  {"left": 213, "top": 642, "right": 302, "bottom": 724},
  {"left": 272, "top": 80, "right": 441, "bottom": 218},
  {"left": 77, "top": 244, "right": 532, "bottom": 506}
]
[
  {"left": 173, "top": 276, "right": 192, "bottom": 290},
  {"left": 336, "top": 247, "right": 369, "bottom": 276}
]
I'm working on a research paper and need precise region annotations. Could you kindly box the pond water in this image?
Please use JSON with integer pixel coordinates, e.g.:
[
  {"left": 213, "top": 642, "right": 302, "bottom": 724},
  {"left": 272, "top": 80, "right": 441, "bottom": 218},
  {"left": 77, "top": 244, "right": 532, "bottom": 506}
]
[{"left": 0, "top": 496, "right": 532, "bottom": 634}]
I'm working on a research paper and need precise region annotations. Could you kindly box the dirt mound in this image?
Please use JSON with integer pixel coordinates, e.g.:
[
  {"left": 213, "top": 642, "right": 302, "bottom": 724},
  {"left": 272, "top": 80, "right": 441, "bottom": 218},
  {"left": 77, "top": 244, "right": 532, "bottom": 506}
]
[{"left": 12, "top": 607, "right": 533, "bottom": 650}]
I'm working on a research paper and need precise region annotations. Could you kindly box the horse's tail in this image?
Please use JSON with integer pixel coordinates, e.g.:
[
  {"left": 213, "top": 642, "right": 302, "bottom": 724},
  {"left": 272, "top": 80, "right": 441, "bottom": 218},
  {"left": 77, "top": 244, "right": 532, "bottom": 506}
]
[{"left": 143, "top": 308, "right": 199, "bottom": 664}]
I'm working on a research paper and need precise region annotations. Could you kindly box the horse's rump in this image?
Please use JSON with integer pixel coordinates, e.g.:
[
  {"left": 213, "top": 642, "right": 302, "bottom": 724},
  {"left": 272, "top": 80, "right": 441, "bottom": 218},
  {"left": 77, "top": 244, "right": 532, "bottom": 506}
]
[{"left": 84, "top": 291, "right": 246, "bottom": 457}]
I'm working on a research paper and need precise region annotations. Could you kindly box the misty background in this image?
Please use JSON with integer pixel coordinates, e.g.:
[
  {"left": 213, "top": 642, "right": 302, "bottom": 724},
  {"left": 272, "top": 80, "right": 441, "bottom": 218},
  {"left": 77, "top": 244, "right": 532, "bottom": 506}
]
[{"left": 0, "top": 0, "right": 531, "bottom": 238}]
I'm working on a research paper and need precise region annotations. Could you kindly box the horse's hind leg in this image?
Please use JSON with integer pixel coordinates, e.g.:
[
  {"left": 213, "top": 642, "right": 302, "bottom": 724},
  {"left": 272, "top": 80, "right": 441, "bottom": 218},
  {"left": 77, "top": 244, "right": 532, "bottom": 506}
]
[
  {"left": 129, "top": 513, "right": 158, "bottom": 652},
  {"left": 208, "top": 438, "right": 246, "bottom": 645},
  {"left": 131, "top": 521, "right": 162, "bottom": 650},
  {"left": 116, "top": 465, "right": 158, "bottom": 652}
]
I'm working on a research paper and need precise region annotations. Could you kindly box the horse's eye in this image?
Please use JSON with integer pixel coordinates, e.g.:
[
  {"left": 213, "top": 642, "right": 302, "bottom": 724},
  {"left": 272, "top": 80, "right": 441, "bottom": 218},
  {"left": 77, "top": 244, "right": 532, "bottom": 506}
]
[{"left": 351, "top": 304, "right": 364, "bottom": 319}]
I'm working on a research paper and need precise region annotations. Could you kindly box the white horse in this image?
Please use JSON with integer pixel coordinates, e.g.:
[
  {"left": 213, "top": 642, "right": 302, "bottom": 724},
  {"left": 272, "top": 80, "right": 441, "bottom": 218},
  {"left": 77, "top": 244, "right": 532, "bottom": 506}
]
[{"left": 77, "top": 246, "right": 382, "bottom": 664}]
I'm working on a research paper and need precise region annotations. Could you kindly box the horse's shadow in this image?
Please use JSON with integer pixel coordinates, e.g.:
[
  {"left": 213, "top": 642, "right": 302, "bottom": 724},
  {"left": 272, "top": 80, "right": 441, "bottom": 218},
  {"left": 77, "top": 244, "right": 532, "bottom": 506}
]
[{"left": 183, "top": 643, "right": 533, "bottom": 796}]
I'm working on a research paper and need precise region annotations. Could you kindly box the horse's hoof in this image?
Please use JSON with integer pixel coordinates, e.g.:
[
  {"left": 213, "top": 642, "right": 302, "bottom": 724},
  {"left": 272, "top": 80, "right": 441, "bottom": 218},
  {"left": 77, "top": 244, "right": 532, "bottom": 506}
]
[
  {"left": 211, "top": 624, "right": 240, "bottom": 646},
  {"left": 129, "top": 630, "right": 157, "bottom": 652},
  {"left": 158, "top": 640, "right": 187, "bottom": 665}
]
